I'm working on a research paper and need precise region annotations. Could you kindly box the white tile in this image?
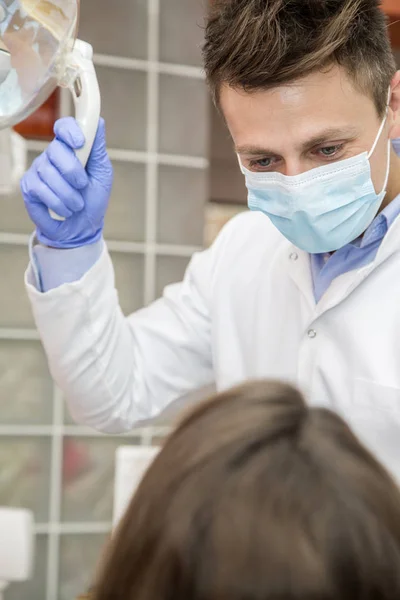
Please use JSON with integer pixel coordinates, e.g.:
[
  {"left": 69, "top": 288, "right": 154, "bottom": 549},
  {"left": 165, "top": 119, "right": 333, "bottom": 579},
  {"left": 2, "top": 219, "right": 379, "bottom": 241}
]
[
  {"left": 160, "top": 0, "right": 205, "bottom": 66},
  {"left": 58, "top": 534, "right": 108, "bottom": 600},
  {"left": 159, "top": 74, "right": 209, "bottom": 157},
  {"left": 0, "top": 340, "right": 53, "bottom": 425},
  {"left": 110, "top": 251, "right": 145, "bottom": 315},
  {"left": 0, "top": 437, "right": 51, "bottom": 521},
  {"left": 0, "top": 244, "right": 34, "bottom": 328},
  {"left": 157, "top": 165, "right": 207, "bottom": 246},
  {"left": 61, "top": 436, "right": 140, "bottom": 523},
  {"left": 155, "top": 255, "right": 190, "bottom": 299},
  {"left": 79, "top": 0, "right": 148, "bottom": 60},
  {"left": 97, "top": 67, "right": 147, "bottom": 151},
  {"left": 104, "top": 161, "right": 146, "bottom": 242},
  {"left": 0, "top": 152, "right": 38, "bottom": 235}
]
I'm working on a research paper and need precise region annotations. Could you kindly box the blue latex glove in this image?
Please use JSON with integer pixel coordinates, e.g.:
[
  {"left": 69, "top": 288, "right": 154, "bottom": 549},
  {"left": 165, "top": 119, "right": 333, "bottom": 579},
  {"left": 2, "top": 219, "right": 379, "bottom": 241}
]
[{"left": 21, "top": 117, "right": 113, "bottom": 249}]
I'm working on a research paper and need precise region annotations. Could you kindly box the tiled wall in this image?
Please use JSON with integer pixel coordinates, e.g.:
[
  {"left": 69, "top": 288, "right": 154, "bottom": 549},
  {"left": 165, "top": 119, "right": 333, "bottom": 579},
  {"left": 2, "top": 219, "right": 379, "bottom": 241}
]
[
  {"left": 206, "top": 92, "right": 248, "bottom": 246},
  {"left": 0, "top": 1, "right": 209, "bottom": 599},
  {"left": 205, "top": 101, "right": 247, "bottom": 245},
  {"left": 209, "top": 102, "right": 246, "bottom": 206}
]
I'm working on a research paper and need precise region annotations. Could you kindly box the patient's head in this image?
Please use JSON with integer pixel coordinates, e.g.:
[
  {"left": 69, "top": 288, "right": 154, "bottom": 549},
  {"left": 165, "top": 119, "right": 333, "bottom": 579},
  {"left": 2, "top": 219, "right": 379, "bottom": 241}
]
[{"left": 93, "top": 380, "right": 400, "bottom": 600}]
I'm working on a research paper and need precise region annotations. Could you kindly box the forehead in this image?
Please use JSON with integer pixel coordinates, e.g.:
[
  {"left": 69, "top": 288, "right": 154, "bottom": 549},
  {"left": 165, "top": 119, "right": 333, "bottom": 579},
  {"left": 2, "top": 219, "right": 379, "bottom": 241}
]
[{"left": 219, "top": 66, "right": 378, "bottom": 146}]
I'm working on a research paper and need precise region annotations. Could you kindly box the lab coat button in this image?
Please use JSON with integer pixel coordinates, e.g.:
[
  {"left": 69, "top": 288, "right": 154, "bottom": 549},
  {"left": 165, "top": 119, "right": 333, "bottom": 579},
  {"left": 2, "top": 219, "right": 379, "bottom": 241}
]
[
  {"left": 289, "top": 252, "right": 298, "bottom": 261},
  {"left": 308, "top": 329, "right": 317, "bottom": 339}
]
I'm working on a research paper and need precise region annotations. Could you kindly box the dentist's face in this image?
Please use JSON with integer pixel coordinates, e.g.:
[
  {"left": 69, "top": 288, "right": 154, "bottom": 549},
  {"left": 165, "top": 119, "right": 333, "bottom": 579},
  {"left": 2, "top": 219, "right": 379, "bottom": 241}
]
[{"left": 220, "top": 65, "right": 400, "bottom": 199}]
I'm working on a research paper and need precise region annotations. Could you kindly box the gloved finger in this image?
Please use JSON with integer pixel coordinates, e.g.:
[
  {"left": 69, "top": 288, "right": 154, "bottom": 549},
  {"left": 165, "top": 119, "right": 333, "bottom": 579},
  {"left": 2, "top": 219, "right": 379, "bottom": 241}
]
[
  {"left": 86, "top": 118, "right": 113, "bottom": 188},
  {"left": 21, "top": 172, "right": 73, "bottom": 219},
  {"left": 25, "top": 200, "right": 64, "bottom": 235},
  {"left": 46, "top": 138, "right": 89, "bottom": 190},
  {"left": 35, "top": 154, "right": 84, "bottom": 213},
  {"left": 54, "top": 117, "right": 85, "bottom": 150}
]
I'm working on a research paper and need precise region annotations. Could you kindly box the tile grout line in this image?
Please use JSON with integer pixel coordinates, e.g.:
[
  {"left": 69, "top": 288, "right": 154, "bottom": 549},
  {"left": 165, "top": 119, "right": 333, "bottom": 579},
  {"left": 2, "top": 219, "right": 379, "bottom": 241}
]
[
  {"left": 0, "top": 234, "right": 203, "bottom": 255},
  {"left": 45, "top": 387, "right": 64, "bottom": 600},
  {"left": 144, "top": 0, "right": 161, "bottom": 306},
  {"left": 93, "top": 53, "right": 205, "bottom": 79},
  {"left": 25, "top": 139, "right": 209, "bottom": 169}
]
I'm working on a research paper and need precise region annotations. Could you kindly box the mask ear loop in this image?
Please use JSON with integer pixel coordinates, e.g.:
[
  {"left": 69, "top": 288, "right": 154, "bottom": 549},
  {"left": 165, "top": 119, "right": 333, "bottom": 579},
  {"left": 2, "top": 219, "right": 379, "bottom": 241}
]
[
  {"left": 367, "top": 87, "right": 392, "bottom": 194},
  {"left": 368, "top": 112, "right": 389, "bottom": 159},
  {"left": 368, "top": 87, "right": 391, "bottom": 160},
  {"left": 380, "top": 138, "right": 392, "bottom": 194}
]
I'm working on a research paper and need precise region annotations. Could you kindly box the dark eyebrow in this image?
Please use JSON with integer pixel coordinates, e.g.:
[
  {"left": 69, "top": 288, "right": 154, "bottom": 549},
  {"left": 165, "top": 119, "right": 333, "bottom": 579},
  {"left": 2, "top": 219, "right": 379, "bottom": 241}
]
[
  {"left": 235, "top": 144, "right": 276, "bottom": 156},
  {"left": 301, "top": 127, "right": 360, "bottom": 152},
  {"left": 235, "top": 127, "right": 360, "bottom": 156}
]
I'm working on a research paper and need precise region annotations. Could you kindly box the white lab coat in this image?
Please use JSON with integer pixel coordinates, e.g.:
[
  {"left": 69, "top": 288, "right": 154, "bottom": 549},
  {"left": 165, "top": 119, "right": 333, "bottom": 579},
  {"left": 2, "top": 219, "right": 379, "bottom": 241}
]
[{"left": 25, "top": 211, "right": 400, "bottom": 481}]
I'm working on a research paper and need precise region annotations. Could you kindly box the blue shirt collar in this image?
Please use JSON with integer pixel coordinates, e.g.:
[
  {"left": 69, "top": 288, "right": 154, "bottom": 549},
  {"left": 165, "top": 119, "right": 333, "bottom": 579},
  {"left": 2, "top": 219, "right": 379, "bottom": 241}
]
[{"left": 355, "top": 193, "right": 400, "bottom": 249}]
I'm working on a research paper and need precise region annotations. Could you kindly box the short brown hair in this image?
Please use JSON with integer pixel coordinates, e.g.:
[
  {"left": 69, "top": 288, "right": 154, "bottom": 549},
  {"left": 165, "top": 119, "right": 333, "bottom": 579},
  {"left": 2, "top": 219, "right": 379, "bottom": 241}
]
[
  {"left": 92, "top": 380, "right": 400, "bottom": 600},
  {"left": 203, "top": 0, "right": 396, "bottom": 116}
]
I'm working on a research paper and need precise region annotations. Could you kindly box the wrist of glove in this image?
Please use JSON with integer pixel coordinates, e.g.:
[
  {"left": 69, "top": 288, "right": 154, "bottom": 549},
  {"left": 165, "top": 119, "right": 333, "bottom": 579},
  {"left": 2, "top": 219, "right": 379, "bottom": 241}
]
[
  {"left": 36, "top": 227, "right": 103, "bottom": 250},
  {"left": 35, "top": 219, "right": 104, "bottom": 250},
  {"left": 21, "top": 117, "right": 113, "bottom": 249}
]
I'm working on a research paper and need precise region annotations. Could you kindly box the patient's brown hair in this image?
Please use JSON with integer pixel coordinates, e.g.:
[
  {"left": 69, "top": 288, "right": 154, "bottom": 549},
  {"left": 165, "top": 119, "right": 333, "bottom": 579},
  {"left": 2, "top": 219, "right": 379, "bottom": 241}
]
[{"left": 93, "top": 380, "right": 400, "bottom": 600}]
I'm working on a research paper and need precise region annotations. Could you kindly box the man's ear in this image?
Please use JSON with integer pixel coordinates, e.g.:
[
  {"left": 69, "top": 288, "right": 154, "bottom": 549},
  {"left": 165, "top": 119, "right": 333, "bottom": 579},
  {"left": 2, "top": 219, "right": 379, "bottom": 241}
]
[{"left": 389, "top": 71, "right": 400, "bottom": 140}]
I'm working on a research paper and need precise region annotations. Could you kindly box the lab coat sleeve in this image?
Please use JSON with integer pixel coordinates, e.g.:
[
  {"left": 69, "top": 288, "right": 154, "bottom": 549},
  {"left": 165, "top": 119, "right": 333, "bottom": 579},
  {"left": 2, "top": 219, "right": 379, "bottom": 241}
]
[
  {"left": 24, "top": 222, "right": 233, "bottom": 433},
  {"left": 32, "top": 239, "right": 104, "bottom": 291}
]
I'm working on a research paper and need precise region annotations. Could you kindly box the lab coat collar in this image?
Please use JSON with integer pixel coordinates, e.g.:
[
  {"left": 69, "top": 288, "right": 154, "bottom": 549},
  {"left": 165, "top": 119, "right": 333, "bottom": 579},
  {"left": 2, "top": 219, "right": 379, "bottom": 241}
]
[{"left": 285, "top": 208, "right": 400, "bottom": 317}]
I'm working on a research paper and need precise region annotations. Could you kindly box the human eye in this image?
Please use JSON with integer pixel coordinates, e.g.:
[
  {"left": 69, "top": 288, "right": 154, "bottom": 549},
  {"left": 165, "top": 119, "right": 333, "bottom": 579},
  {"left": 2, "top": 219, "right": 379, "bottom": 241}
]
[
  {"left": 315, "top": 143, "right": 345, "bottom": 160},
  {"left": 248, "top": 156, "right": 278, "bottom": 172}
]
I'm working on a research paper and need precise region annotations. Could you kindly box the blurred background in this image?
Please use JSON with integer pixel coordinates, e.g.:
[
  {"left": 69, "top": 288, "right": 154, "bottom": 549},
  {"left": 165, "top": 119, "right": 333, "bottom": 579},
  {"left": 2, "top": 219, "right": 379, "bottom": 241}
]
[{"left": 0, "top": 1, "right": 399, "bottom": 598}]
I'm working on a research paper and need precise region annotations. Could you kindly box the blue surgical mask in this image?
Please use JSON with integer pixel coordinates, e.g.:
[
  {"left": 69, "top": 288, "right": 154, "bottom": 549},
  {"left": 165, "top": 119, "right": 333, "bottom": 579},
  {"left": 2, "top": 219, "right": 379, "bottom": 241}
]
[{"left": 239, "top": 112, "right": 391, "bottom": 254}]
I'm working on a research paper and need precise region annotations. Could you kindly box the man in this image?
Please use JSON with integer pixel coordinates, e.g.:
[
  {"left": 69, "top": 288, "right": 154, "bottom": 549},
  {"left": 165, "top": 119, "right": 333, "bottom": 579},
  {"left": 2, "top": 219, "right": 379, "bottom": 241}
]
[{"left": 22, "top": 0, "right": 400, "bottom": 479}]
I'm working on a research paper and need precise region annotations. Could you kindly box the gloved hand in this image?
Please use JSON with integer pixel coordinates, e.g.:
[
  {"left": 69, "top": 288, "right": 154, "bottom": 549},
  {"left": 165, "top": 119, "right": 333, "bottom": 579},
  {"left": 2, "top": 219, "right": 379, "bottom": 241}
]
[{"left": 21, "top": 117, "right": 113, "bottom": 249}]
